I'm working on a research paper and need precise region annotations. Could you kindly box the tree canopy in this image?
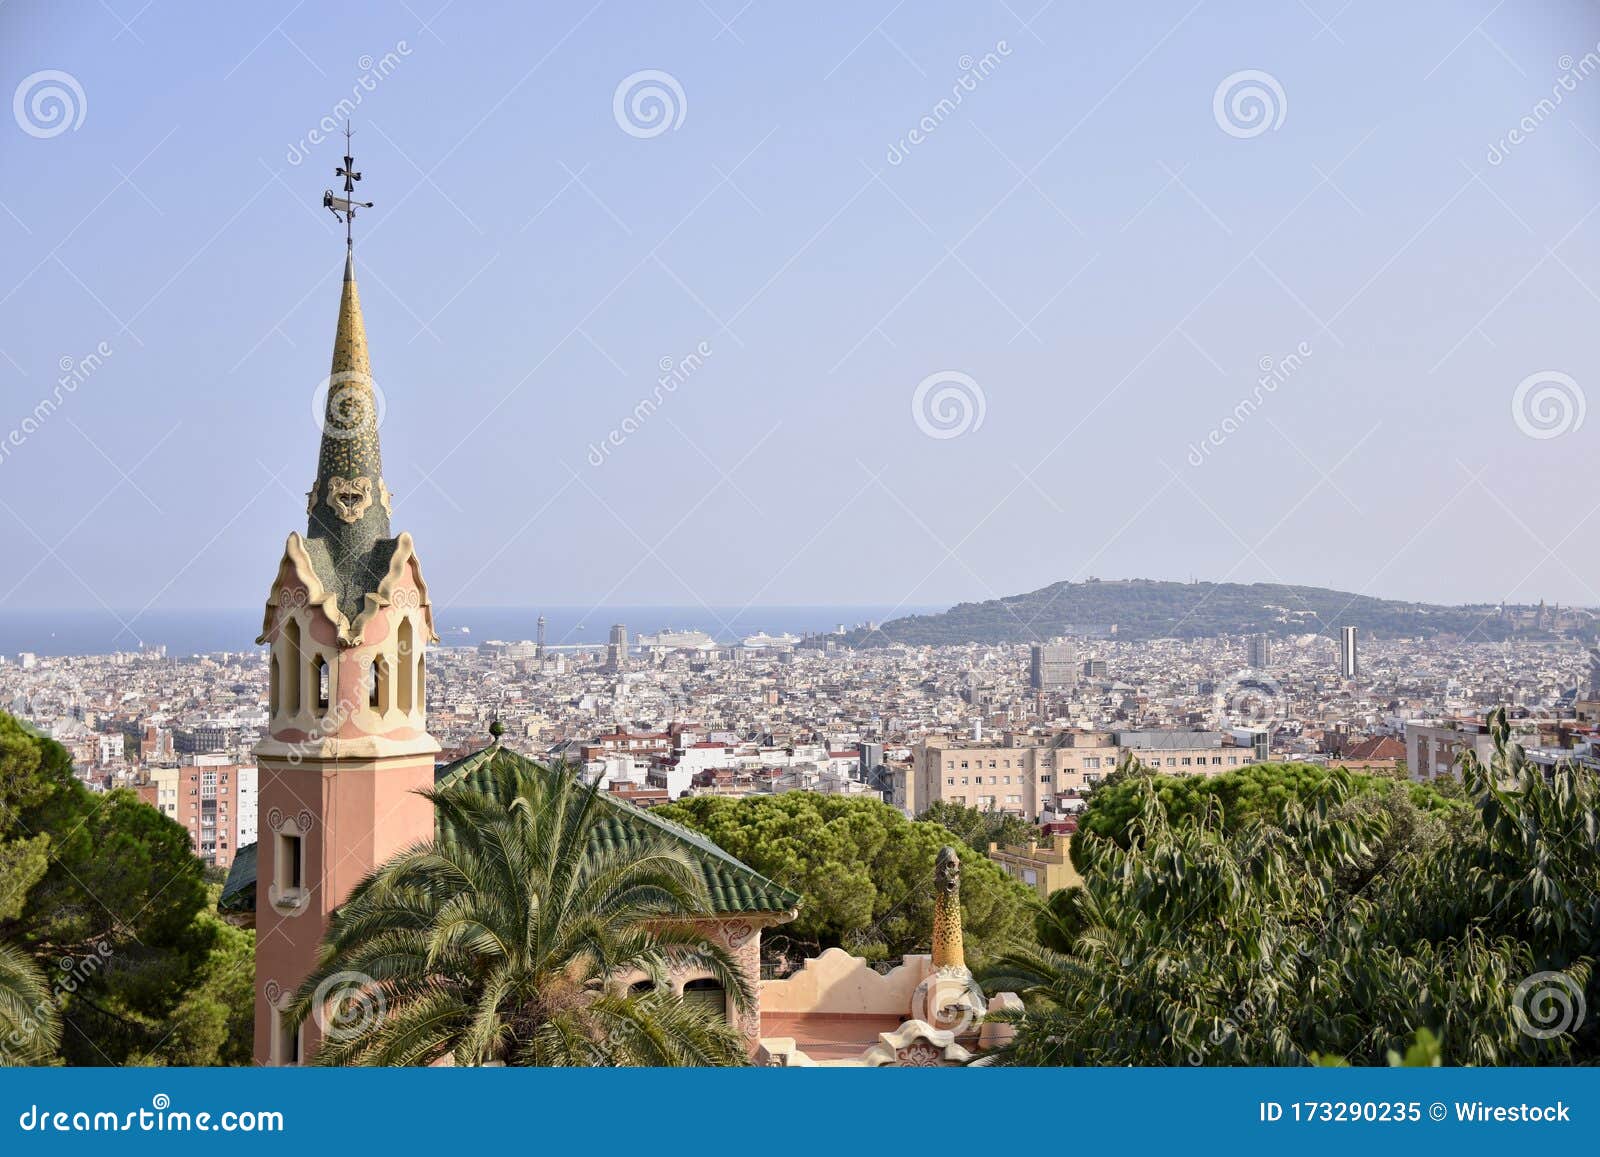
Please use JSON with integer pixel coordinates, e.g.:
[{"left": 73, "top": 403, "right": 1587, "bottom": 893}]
[
  {"left": 1075, "top": 758, "right": 1462, "bottom": 854},
  {"left": 918, "top": 799, "right": 1036, "bottom": 851},
  {"left": 0, "top": 712, "right": 252, "bottom": 1066},
  {"left": 981, "top": 710, "right": 1599, "bottom": 1066},
  {"left": 656, "top": 792, "right": 1036, "bottom": 968}
]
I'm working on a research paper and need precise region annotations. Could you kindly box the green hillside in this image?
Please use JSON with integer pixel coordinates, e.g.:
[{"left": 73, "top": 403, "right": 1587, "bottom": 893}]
[{"left": 845, "top": 579, "right": 1581, "bottom": 646}]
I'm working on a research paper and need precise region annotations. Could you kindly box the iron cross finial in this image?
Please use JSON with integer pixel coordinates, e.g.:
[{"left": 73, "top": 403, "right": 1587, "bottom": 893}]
[{"left": 322, "top": 121, "right": 373, "bottom": 250}]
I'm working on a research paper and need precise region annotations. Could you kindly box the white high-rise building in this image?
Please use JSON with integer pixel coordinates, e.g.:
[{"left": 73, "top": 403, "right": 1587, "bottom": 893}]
[{"left": 1338, "top": 626, "right": 1358, "bottom": 678}]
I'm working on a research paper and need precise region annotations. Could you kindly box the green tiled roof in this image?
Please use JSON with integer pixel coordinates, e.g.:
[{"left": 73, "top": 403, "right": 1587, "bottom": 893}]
[
  {"left": 219, "top": 841, "right": 257, "bottom": 912},
  {"left": 434, "top": 745, "right": 800, "bottom": 915},
  {"left": 216, "top": 748, "right": 800, "bottom": 918}
]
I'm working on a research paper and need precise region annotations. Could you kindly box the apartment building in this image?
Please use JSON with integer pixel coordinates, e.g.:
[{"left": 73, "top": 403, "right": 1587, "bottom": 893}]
[
  {"left": 988, "top": 838, "right": 1082, "bottom": 898},
  {"left": 1404, "top": 719, "right": 1499, "bottom": 782},
  {"left": 898, "top": 729, "right": 1256, "bottom": 819},
  {"left": 137, "top": 757, "right": 258, "bottom": 870}
]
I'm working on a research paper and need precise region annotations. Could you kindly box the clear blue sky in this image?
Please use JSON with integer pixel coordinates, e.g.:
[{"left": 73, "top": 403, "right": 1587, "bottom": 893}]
[{"left": 2, "top": 1, "right": 1599, "bottom": 620}]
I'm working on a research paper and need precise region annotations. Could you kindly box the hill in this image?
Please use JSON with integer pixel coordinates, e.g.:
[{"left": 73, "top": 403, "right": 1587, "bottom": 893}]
[{"left": 843, "top": 579, "right": 1575, "bottom": 646}]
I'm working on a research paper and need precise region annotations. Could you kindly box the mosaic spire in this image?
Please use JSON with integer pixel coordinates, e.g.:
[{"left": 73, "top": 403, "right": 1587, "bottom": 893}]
[
  {"left": 303, "top": 127, "right": 396, "bottom": 624},
  {"left": 307, "top": 250, "right": 389, "bottom": 555}
]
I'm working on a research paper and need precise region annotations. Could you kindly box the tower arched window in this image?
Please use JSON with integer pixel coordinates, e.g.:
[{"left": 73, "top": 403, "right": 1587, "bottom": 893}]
[
  {"left": 370, "top": 656, "right": 388, "bottom": 712},
  {"left": 314, "top": 654, "right": 330, "bottom": 713},
  {"left": 269, "top": 655, "right": 280, "bottom": 717},
  {"left": 416, "top": 653, "right": 426, "bottom": 711},
  {"left": 397, "top": 619, "right": 414, "bottom": 713},
  {"left": 283, "top": 619, "right": 302, "bottom": 715}
]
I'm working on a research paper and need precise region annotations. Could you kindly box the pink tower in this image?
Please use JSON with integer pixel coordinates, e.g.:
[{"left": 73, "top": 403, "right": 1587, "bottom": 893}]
[{"left": 252, "top": 150, "right": 439, "bottom": 1062}]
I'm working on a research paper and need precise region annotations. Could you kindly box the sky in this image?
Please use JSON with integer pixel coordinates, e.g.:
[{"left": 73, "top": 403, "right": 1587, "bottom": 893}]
[{"left": 2, "top": 1, "right": 1599, "bottom": 625}]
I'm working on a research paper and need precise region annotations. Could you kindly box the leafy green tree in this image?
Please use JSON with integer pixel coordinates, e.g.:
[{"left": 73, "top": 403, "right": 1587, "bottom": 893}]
[
  {"left": 0, "top": 711, "right": 252, "bottom": 1066},
  {"left": 289, "top": 762, "right": 752, "bottom": 1066},
  {"left": 980, "top": 713, "right": 1599, "bottom": 1066},
  {"left": 1075, "top": 759, "right": 1461, "bottom": 854},
  {"left": 919, "top": 800, "right": 1035, "bottom": 851},
  {"left": 656, "top": 793, "right": 1036, "bottom": 967}
]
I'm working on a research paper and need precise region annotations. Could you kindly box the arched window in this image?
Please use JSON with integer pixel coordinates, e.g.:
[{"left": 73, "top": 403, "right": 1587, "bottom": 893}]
[
  {"left": 283, "top": 620, "right": 302, "bottom": 715},
  {"left": 369, "top": 658, "right": 384, "bottom": 710},
  {"left": 269, "top": 656, "right": 280, "bottom": 717},
  {"left": 416, "top": 653, "right": 426, "bottom": 710},
  {"left": 397, "top": 619, "right": 414, "bottom": 713},
  {"left": 314, "top": 654, "right": 330, "bottom": 713},
  {"left": 629, "top": 979, "right": 656, "bottom": 995},
  {"left": 681, "top": 978, "right": 726, "bottom": 1022}
]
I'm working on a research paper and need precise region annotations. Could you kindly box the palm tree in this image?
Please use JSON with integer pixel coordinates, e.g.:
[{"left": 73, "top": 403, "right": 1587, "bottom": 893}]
[
  {"left": 287, "top": 761, "right": 753, "bottom": 1066},
  {"left": 0, "top": 941, "right": 59, "bottom": 1065}
]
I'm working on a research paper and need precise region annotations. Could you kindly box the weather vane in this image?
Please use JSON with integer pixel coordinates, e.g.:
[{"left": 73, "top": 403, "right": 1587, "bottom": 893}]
[{"left": 322, "top": 122, "right": 373, "bottom": 250}]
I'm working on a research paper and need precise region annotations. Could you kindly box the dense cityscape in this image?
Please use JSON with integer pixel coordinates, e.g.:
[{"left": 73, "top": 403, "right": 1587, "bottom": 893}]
[{"left": 6, "top": 609, "right": 1597, "bottom": 879}]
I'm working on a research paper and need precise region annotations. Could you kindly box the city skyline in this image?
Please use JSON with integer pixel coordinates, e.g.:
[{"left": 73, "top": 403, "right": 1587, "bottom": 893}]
[{"left": 4, "top": 2, "right": 1600, "bottom": 623}]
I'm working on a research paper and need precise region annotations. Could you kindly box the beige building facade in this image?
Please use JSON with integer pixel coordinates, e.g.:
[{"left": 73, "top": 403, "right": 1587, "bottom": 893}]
[{"left": 898, "top": 730, "right": 1258, "bottom": 819}]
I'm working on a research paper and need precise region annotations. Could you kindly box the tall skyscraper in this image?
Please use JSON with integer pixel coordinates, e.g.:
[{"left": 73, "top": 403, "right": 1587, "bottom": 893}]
[
  {"left": 1029, "top": 639, "right": 1077, "bottom": 690},
  {"left": 1338, "top": 626, "right": 1358, "bottom": 678},
  {"left": 606, "top": 623, "right": 629, "bottom": 672},
  {"left": 1247, "top": 633, "right": 1273, "bottom": 669},
  {"left": 536, "top": 614, "right": 547, "bottom": 659},
  {"left": 253, "top": 149, "right": 440, "bottom": 1066}
]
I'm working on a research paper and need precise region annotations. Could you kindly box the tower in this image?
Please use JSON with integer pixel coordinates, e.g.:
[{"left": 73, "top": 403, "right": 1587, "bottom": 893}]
[
  {"left": 536, "top": 614, "right": 547, "bottom": 659},
  {"left": 606, "top": 622, "right": 628, "bottom": 673},
  {"left": 252, "top": 137, "right": 439, "bottom": 1064},
  {"left": 1337, "top": 625, "right": 1358, "bottom": 679},
  {"left": 1247, "top": 633, "right": 1272, "bottom": 670}
]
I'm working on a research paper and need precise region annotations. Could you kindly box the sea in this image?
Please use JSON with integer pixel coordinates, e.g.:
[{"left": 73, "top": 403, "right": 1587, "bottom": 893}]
[{"left": 0, "top": 605, "right": 939, "bottom": 658}]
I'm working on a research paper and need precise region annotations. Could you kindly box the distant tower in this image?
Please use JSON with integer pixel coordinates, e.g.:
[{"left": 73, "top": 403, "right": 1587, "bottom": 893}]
[
  {"left": 1337, "top": 626, "right": 1358, "bottom": 678},
  {"left": 606, "top": 623, "right": 628, "bottom": 673},
  {"left": 535, "top": 614, "right": 546, "bottom": 659},
  {"left": 253, "top": 137, "right": 439, "bottom": 1065},
  {"left": 1247, "top": 633, "right": 1273, "bottom": 670},
  {"left": 1029, "top": 638, "right": 1078, "bottom": 691}
]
